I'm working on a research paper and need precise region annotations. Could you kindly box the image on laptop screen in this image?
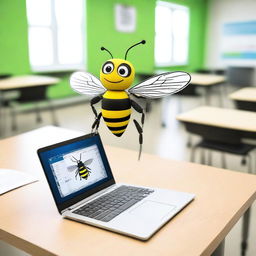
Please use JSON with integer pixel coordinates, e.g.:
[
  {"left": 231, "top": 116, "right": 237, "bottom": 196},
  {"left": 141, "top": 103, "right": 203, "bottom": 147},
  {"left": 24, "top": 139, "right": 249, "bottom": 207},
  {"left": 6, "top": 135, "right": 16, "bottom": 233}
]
[
  {"left": 38, "top": 134, "right": 114, "bottom": 205},
  {"left": 49, "top": 144, "right": 108, "bottom": 198}
]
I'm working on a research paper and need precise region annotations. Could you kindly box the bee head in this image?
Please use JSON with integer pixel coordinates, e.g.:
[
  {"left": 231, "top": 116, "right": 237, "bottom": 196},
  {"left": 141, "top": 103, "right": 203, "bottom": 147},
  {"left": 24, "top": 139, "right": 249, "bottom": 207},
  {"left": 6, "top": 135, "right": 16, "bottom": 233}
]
[
  {"left": 99, "top": 40, "right": 146, "bottom": 90},
  {"left": 100, "top": 59, "right": 135, "bottom": 90}
]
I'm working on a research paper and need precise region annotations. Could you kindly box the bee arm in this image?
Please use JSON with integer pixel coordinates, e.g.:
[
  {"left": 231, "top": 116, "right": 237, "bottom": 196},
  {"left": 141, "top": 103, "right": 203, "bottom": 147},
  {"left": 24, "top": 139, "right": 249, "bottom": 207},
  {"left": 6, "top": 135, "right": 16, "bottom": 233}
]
[
  {"left": 91, "top": 112, "right": 102, "bottom": 133},
  {"left": 131, "top": 99, "right": 145, "bottom": 126},
  {"left": 133, "top": 119, "right": 143, "bottom": 160},
  {"left": 90, "top": 96, "right": 103, "bottom": 118}
]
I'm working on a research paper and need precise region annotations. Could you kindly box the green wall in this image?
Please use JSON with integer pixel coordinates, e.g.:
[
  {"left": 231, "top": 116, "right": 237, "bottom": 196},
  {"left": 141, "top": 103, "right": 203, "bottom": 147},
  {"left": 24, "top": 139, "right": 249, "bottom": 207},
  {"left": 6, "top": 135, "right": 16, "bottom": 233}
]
[
  {"left": 87, "top": 0, "right": 155, "bottom": 76},
  {"left": 0, "top": 0, "right": 208, "bottom": 98},
  {"left": 0, "top": 0, "right": 30, "bottom": 75}
]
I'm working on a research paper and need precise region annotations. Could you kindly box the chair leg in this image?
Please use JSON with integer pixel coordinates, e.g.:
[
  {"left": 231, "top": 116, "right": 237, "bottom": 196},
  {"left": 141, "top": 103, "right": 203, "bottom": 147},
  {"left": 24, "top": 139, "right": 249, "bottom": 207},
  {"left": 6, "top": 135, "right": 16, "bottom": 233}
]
[
  {"left": 10, "top": 105, "right": 18, "bottom": 131},
  {"left": 200, "top": 148, "right": 206, "bottom": 165},
  {"left": 247, "top": 154, "right": 252, "bottom": 174},
  {"left": 221, "top": 153, "right": 227, "bottom": 169},
  {"left": 47, "top": 99, "right": 58, "bottom": 126},
  {"left": 190, "top": 145, "right": 198, "bottom": 163},
  {"left": 35, "top": 103, "right": 42, "bottom": 123},
  {"left": 187, "top": 135, "right": 192, "bottom": 147},
  {"left": 208, "top": 150, "right": 212, "bottom": 166}
]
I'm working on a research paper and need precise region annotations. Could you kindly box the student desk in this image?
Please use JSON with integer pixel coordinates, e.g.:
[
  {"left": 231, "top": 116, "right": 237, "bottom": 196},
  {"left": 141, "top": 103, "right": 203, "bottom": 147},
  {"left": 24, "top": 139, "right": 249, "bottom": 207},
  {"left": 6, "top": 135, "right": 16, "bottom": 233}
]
[
  {"left": 1, "top": 126, "right": 256, "bottom": 256},
  {"left": 0, "top": 75, "right": 60, "bottom": 136},
  {"left": 160, "top": 73, "right": 226, "bottom": 126},
  {"left": 155, "top": 71, "right": 226, "bottom": 99},
  {"left": 229, "top": 87, "right": 256, "bottom": 112},
  {"left": 176, "top": 106, "right": 256, "bottom": 142},
  {"left": 189, "top": 73, "right": 226, "bottom": 105},
  {"left": 177, "top": 106, "right": 256, "bottom": 255}
]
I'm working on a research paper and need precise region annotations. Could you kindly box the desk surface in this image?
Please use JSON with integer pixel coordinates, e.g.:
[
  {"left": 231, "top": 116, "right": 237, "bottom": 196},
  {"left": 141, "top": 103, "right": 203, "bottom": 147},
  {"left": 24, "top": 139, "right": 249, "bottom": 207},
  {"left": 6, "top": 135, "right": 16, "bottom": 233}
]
[
  {"left": 1, "top": 126, "right": 256, "bottom": 256},
  {"left": 177, "top": 106, "right": 256, "bottom": 132},
  {"left": 0, "top": 75, "right": 60, "bottom": 90},
  {"left": 190, "top": 73, "right": 226, "bottom": 86},
  {"left": 229, "top": 87, "right": 256, "bottom": 102}
]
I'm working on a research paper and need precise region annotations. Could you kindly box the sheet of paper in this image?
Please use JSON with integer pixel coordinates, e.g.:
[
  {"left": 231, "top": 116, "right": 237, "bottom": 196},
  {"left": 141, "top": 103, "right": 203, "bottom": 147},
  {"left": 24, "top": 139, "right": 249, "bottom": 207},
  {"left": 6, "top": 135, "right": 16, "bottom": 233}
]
[{"left": 0, "top": 169, "right": 38, "bottom": 195}]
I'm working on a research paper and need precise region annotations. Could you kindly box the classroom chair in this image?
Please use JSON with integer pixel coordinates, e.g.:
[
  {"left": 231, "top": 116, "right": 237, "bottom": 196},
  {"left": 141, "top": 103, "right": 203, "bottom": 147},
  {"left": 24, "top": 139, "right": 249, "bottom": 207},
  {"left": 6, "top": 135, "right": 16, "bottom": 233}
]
[
  {"left": 227, "top": 66, "right": 254, "bottom": 88},
  {"left": 9, "top": 86, "right": 58, "bottom": 131},
  {"left": 190, "top": 139, "right": 255, "bottom": 173}
]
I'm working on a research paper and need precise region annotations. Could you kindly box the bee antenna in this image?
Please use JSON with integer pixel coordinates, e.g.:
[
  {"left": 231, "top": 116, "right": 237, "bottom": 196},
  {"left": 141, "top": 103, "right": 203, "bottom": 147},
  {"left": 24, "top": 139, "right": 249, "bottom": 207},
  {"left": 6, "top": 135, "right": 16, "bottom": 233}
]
[
  {"left": 71, "top": 156, "right": 77, "bottom": 162},
  {"left": 124, "top": 40, "right": 146, "bottom": 60},
  {"left": 101, "top": 47, "right": 113, "bottom": 59}
]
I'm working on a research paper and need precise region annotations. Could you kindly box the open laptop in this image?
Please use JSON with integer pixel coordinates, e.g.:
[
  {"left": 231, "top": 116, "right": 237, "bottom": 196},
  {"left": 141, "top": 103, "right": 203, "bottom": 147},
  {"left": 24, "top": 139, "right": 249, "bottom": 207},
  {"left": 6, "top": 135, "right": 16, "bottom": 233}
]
[{"left": 37, "top": 133, "right": 195, "bottom": 240}]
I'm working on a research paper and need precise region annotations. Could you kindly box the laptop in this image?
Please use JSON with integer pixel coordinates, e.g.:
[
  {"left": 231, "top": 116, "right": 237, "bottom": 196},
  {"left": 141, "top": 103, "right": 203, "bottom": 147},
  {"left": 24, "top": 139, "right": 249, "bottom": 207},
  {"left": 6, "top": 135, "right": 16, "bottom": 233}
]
[{"left": 37, "top": 133, "right": 195, "bottom": 240}]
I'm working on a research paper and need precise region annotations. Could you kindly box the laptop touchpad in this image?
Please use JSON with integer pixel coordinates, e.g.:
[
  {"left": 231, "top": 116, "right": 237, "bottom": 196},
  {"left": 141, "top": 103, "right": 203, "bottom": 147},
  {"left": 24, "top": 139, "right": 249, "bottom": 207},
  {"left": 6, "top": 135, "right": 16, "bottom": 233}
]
[{"left": 130, "top": 200, "right": 176, "bottom": 220}]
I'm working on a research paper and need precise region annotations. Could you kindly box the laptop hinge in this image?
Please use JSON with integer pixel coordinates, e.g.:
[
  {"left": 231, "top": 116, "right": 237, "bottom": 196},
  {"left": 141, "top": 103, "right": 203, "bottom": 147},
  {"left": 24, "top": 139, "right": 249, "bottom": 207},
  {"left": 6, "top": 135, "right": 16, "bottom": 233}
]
[{"left": 61, "top": 184, "right": 117, "bottom": 215}]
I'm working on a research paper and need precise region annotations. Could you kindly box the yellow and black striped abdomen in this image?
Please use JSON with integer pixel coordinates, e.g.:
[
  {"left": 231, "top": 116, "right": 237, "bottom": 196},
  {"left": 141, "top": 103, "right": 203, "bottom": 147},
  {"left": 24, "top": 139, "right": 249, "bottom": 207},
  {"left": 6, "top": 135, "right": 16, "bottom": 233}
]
[
  {"left": 102, "top": 91, "right": 131, "bottom": 137},
  {"left": 79, "top": 166, "right": 89, "bottom": 179}
]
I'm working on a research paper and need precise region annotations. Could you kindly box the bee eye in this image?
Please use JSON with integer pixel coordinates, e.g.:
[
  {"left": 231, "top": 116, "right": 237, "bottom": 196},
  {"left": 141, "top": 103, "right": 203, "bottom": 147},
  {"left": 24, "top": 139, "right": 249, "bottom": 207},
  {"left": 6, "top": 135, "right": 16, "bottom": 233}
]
[
  {"left": 102, "top": 61, "right": 114, "bottom": 74},
  {"left": 117, "top": 64, "right": 131, "bottom": 77}
]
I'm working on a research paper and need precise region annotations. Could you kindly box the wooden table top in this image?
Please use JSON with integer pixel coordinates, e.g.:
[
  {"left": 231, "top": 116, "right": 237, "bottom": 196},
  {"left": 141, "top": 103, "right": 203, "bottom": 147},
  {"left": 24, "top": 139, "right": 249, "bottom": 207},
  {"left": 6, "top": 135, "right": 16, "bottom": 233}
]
[
  {"left": 1, "top": 126, "right": 256, "bottom": 256},
  {"left": 190, "top": 73, "right": 226, "bottom": 86},
  {"left": 0, "top": 75, "right": 60, "bottom": 90},
  {"left": 177, "top": 106, "right": 256, "bottom": 133},
  {"left": 229, "top": 87, "right": 256, "bottom": 102}
]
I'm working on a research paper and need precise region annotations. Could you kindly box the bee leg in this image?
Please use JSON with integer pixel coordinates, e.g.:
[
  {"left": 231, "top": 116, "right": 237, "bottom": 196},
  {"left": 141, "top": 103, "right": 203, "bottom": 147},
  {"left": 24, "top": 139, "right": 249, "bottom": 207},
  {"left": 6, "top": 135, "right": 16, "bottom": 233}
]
[
  {"left": 75, "top": 169, "right": 79, "bottom": 179},
  {"left": 90, "top": 96, "right": 102, "bottom": 118},
  {"left": 131, "top": 99, "right": 145, "bottom": 128},
  {"left": 133, "top": 119, "right": 143, "bottom": 160},
  {"left": 91, "top": 112, "right": 102, "bottom": 134}
]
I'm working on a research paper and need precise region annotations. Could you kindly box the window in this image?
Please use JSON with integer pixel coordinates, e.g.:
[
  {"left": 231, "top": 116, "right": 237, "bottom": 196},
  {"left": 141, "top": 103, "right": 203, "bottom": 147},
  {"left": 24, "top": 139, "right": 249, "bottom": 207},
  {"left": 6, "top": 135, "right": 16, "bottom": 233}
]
[
  {"left": 155, "top": 1, "right": 189, "bottom": 67},
  {"left": 26, "top": 0, "right": 85, "bottom": 72}
]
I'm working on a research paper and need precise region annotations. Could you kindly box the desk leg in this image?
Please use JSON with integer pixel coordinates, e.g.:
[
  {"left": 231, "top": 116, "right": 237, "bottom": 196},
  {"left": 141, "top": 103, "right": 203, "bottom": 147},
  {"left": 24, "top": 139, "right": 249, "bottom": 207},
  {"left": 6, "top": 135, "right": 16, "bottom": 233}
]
[
  {"left": 241, "top": 207, "right": 251, "bottom": 256},
  {"left": 212, "top": 240, "right": 225, "bottom": 256},
  {"left": 47, "top": 98, "right": 58, "bottom": 126},
  {"left": 161, "top": 97, "right": 170, "bottom": 127},
  {"left": 218, "top": 85, "right": 224, "bottom": 107},
  {"left": 204, "top": 87, "right": 211, "bottom": 105},
  {"left": 145, "top": 99, "right": 152, "bottom": 113}
]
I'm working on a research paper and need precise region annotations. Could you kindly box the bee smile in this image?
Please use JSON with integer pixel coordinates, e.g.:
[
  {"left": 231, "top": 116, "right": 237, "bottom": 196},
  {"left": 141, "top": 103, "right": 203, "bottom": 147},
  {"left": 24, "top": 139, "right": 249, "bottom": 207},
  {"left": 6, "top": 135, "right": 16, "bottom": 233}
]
[{"left": 104, "top": 78, "right": 124, "bottom": 83}]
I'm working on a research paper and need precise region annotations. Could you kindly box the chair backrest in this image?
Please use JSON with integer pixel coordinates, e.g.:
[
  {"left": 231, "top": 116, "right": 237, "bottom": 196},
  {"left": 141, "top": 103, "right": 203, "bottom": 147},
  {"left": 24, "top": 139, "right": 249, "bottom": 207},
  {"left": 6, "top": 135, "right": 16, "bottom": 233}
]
[
  {"left": 195, "top": 69, "right": 213, "bottom": 74},
  {"left": 227, "top": 66, "right": 254, "bottom": 87},
  {"left": 214, "top": 69, "right": 226, "bottom": 75},
  {"left": 0, "top": 74, "right": 12, "bottom": 79}
]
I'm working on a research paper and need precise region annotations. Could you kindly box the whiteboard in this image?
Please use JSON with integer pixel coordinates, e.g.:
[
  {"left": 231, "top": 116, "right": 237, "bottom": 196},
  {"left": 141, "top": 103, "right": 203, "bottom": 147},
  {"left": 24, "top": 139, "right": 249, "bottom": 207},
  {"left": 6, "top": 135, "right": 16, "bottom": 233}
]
[{"left": 221, "top": 20, "right": 256, "bottom": 65}]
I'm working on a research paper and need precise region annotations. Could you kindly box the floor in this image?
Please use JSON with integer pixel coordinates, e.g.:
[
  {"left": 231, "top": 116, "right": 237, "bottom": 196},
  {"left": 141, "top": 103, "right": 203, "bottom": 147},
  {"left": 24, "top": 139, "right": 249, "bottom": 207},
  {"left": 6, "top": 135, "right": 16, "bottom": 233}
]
[{"left": 0, "top": 86, "right": 255, "bottom": 256}]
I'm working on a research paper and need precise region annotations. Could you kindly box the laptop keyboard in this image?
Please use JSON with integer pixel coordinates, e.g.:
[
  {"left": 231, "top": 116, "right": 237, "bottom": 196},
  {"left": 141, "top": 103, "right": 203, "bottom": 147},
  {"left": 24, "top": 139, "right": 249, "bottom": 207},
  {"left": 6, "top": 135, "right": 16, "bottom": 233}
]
[{"left": 72, "top": 185, "right": 154, "bottom": 222}]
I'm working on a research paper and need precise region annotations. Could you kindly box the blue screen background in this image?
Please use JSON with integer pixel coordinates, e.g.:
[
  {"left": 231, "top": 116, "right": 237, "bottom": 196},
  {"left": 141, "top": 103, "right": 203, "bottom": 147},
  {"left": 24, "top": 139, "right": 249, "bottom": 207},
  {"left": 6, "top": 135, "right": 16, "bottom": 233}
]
[{"left": 38, "top": 136, "right": 113, "bottom": 204}]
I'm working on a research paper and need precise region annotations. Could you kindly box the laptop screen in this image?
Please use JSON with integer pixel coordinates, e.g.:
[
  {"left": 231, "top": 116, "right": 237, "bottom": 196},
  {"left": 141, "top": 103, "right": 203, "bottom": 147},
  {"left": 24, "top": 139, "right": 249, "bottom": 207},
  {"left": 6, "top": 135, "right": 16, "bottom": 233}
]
[{"left": 37, "top": 133, "right": 115, "bottom": 213}]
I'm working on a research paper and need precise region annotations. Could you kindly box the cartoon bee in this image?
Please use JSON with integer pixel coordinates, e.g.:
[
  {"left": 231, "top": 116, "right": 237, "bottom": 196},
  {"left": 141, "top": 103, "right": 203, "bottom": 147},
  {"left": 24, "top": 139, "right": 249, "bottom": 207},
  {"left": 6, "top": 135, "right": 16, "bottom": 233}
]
[
  {"left": 70, "top": 40, "right": 191, "bottom": 159},
  {"left": 68, "top": 154, "right": 93, "bottom": 180}
]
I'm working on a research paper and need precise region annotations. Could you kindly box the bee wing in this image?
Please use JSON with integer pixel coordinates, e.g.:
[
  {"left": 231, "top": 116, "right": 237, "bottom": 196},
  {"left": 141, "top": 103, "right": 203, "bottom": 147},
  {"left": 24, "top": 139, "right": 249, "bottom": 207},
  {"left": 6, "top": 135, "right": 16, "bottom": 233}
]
[
  {"left": 83, "top": 158, "right": 93, "bottom": 166},
  {"left": 67, "top": 165, "right": 77, "bottom": 172},
  {"left": 128, "top": 72, "right": 191, "bottom": 99},
  {"left": 70, "top": 71, "right": 106, "bottom": 96}
]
